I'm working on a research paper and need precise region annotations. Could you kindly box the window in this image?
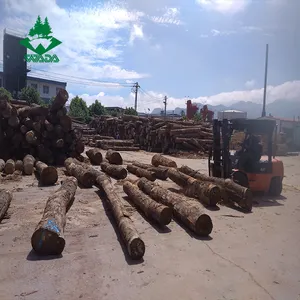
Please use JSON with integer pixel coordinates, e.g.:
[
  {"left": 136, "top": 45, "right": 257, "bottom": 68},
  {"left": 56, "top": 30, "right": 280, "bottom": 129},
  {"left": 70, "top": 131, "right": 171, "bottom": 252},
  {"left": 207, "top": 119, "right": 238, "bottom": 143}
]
[
  {"left": 56, "top": 87, "right": 61, "bottom": 95},
  {"left": 0, "top": 78, "right": 2, "bottom": 87},
  {"left": 31, "top": 83, "right": 37, "bottom": 89},
  {"left": 43, "top": 85, "right": 49, "bottom": 94}
]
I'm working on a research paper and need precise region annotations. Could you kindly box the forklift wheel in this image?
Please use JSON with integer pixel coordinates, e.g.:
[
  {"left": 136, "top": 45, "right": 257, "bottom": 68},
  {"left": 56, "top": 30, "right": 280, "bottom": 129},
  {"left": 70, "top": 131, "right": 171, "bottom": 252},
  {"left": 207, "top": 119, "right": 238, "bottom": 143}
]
[
  {"left": 232, "top": 171, "right": 249, "bottom": 188},
  {"left": 269, "top": 177, "right": 282, "bottom": 196}
]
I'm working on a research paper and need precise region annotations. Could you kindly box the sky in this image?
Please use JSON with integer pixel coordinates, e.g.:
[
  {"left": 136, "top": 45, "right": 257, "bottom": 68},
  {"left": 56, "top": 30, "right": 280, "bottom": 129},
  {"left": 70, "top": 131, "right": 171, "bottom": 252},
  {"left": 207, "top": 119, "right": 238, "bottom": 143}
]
[{"left": 0, "top": 0, "right": 299, "bottom": 112}]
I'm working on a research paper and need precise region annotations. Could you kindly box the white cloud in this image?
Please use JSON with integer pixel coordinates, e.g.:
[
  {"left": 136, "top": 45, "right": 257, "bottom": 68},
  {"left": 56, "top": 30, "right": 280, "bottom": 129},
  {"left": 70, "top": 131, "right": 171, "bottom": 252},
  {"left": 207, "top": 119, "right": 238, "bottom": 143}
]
[
  {"left": 129, "top": 24, "right": 144, "bottom": 44},
  {"left": 245, "top": 79, "right": 256, "bottom": 88},
  {"left": 196, "top": 0, "right": 250, "bottom": 14},
  {"left": 150, "top": 7, "right": 182, "bottom": 25}
]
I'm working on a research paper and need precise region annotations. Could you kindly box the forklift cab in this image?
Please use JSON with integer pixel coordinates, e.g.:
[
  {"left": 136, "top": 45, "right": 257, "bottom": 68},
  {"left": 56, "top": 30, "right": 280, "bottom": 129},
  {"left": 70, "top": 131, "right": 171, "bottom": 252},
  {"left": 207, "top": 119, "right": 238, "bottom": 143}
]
[{"left": 209, "top": 118, "right": 284, "bottom": 196}]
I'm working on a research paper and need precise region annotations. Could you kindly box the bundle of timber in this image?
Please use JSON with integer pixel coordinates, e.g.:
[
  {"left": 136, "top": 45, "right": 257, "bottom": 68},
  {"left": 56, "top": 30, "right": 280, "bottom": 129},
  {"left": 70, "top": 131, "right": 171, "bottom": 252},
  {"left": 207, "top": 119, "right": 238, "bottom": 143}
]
[
  {"left": 0, "top": 90, "right": 84, "bottom": 165},
  {"left": 89, "top": 115, "right": 213, "bottom": 154}
]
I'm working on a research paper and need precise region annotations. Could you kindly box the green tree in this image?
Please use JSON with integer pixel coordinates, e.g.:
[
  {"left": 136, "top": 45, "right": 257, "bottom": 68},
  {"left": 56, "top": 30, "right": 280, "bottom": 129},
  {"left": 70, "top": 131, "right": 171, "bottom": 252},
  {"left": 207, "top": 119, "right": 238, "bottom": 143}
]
[
  {"left": 124, "top": 107, "right": 138, "bottom": 116},
  {"left": 20, "top": 87, "right": 43, "bottom": 105},
  {"left": 89, "top": 100, "right": 106, "bottom": 116},
  {"left": 0, "top": 87, "right": 13, "bottom": 101},
  {"left": 29, "top": 27, "right": 35, "bottom": 37},
  {"left": 33, "top": 15, "right": 43, "bottom": 37},
  {"left": 43, "top": 17, "right": 52, "bottom": 37},
  {"left": 69, "top": 96, "right": 90, "bottom": 123}
]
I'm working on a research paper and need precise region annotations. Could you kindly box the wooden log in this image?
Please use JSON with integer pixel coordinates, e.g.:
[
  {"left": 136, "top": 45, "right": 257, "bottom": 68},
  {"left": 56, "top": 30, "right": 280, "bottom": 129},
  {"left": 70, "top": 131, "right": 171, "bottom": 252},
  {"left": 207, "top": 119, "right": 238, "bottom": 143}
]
[
  {"left": 75, "top": 140, "right": 85, "bottom": 154},
  {"left": 168, "top": 168, "right": 221, "bottom": 206},
  {"left": 95, "top": 173, "right": 145, "bottom": 260},
  {"left": 64, "top": 158, "right": 95, "bottom": 188},
  {"left": 8, "top": 115, "right": 20, "bottom": 128},
  {"left": 25, "top": 130, "right": 37, "bottom": 144},
  {"left": 86, "top": 148, "right": 103, "bottom": 165},
  {"left": 1, "top": 100, "right": 14, "bottom": 118},
  {"left": 18, "top": 106, "right": 49, "bottom": 119},
  {"left": 132, "top": 161, "right": 168, "bottom": 180},
  {"left": 101, "top": 162, "right": 127, "bottom": 179},
  {"left": 96, "top": 139, "right": 134, "bottom": 147},
  {"left": 50, "top": 89, "right": 69, "bottom": 112},
  {"left": 105, "top": 149, "right": 123, "bottom": 165},
  {"left": 35, "top": 161, "right": 58, "bottom": 186},
  {"left": 123, "top": 181, "right": 172, "bottom": 226},
  {"left": 15, "top": 160, "right": 24, "bottom": 172},
  {"left": 31, "top": 177, "right": 78, "bottom": 255},
  {"left": 127, "top": 164, "right": 156, "bottom": 181},
  {"left": 0, "top": 189, "right": 12, "bottom": 222},
  {"left": 101, "top": 146, "right": 140, "bottom": 151},
  {"left": 44, "top": 120, "right": 54, "bottom": 131},
  {"left": 0, "top": 159, "right": 5, "bottom": 172},
  {"left": 32, "top": 121, "right": 42, "bottom": 133},
  {"left": 20, "top": 125, "right": 28, "bottom": 134},
  {"left": 54, "top": 139, "right": 64, "bottom": 148},
  {"left": 23, "top": 117, "right": 33, "bottom": 129},
  {"left": 151, "top": 154, "right": 177, "bottom": 168},
  {"left": 60, "top": 115, "right": 72, "bottom": 132},
  {"left": 138, "top": 178, "right": 213, "bottom": 236},
  {"left": 57, "top": 107, "right": 67, "bottom": 117},
  {"left": 4, "top": 159, "right": 15, "bottom": 174},
  {"left": 23, "top": 154, "right": 35, "bottom": 175}
]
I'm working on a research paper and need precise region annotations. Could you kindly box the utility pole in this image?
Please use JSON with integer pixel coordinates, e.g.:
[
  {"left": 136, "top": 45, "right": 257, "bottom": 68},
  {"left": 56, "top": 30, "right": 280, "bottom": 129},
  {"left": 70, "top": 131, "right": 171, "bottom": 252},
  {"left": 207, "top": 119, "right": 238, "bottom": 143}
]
[
  {"left": 131, "top": 82, "right": 140, "bottom": 112},
  {"left": 262, "top": 44, "right": 269, "bottom": 117},
  {"left": 163, "top": 96, "right": 167, "bottom": 117}
]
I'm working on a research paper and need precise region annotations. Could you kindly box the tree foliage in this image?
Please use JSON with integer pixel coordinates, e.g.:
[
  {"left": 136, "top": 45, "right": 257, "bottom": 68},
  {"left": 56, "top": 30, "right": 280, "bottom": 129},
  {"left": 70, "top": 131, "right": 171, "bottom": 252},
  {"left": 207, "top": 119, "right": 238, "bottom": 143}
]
[
  {"left": 29, "top": 16, "right": 52, "bottom": 38},
  {"left": 124, "top": 107, "right": 138, "bottom": 116},
  {"left": 69, "top": 96, "right": 90, "bottom": 123},
  {"left": 0, "top": 87, "right": 13, "bottom": 101},
  {"left": 20, "top": 87, "right": 43, "bottom": 105},
  {"left": 89, "top": 100, "right": 106, "bottom": 116}
]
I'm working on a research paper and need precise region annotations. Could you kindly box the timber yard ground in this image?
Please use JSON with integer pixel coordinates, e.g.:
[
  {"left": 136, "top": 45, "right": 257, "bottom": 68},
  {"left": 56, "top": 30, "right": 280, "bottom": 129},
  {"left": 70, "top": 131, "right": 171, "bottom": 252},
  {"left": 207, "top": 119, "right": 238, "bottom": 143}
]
[{"left": 0, "top": 150, "right": 300, "bottom": 300}]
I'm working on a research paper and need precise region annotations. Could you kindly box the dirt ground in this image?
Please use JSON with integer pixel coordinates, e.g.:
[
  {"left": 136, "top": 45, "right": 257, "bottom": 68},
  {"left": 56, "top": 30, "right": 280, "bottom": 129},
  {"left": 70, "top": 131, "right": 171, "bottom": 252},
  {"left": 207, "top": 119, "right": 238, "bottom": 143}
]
[{"left": 0, "top": 151, "right": 300, "bottom": 300}]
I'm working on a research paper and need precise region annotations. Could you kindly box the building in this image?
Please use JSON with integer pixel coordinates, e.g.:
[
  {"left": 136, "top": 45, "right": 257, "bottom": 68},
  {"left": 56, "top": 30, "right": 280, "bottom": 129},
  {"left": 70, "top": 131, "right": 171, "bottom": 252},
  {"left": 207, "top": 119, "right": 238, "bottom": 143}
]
[
  {"left": 0, "top": 70, "right": 67, "bottom": 103},
  {"left": 218, "top": 110, "right": 247, "bottom": 121}
]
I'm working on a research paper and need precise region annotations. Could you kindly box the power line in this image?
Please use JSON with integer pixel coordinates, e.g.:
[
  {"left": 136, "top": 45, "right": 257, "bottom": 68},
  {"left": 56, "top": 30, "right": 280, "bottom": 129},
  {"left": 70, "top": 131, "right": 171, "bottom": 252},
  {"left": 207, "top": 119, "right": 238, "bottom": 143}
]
[{"left": 139, "top": 87, "right": 164, "bottom": 101}]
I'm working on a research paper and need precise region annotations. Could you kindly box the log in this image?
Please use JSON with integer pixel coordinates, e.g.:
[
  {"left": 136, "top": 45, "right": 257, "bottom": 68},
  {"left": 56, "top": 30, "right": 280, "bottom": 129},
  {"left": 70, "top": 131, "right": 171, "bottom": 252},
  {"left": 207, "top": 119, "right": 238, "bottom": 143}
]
[
  {"left": 35, "top": 161, "right": 58, "bottom": 186},
  {"left": 95, "top": 173, "right": 145, "bottom": 260},
  {"left": 18, "top": 106, "right": 49, "bottom": 119},
  {"left": 105, "top": 149, "right": 123, "bottom": 165},
  {"left": 4, "top": 159, "right": 15, "bottom": 174},
  {"left": 23, "top": 117, "right": 33, "bottom": 129},
  {"left": 0, "top": 189, "right": 12, "bottom": 222},
  {"left": 96, "top": 139, "right": 134, "bottom": 147},
  {"left": 101, "top": 162, "right": 127, "bottom": 179},
  {"left": 64, "top": 158, "right": 95, "bottom": 188},
  {"left": 0, "top": 159, "right": 5, "bottom": 172},
  {"left": 127, "top": 164, "right": 156, "bottom": 181},
  {"left": 151, "top": 154, "right": 177, "bottom": 168},
  {"left": 123, "top": 181, "right": 172, "bottom": 226},
  {"left": 86, "top": 148, "right": 103, "bottom": 165},
  {"left": 1, "top": 100, "right": 14, "bottom": 118},
  {"left": 8, "top": 115, "right": 20, "bottom": 128},
  {"left": 75, "top": 140, "right": 85, "bottom": 154},
  {"left": 20, "top": 125, "right": 28, "bottom": 134},
  {"left": 15, "top": 160, "right": 24, "bottom": 172},
  {"left": 101, "top": 146, "right": 140, "bottom": 151},
  {"left": 55, "top": 139, "right": 64, "bottom": 148},
  {"left": 138, "top": 178, "right": 213, "bottom": 236},
  {"left": 25, "top": 130, "right": 37, "bottom": 144},
  {"left": 60, "top": 115, "right": 72, "bottom": 132},
  {"left": 167, "top": 168, "right": 221, "bottom": 206},
  {"left": 31, "top": 177, "right": 78, "bottom": 255},
  {"left": 44, "top": 120, "right": 54, "bottom": 131},
  {"left": 23, "top": 154, "right": 35, "bottom": 175},
  {"left": 132, "top": 161, "right": 169, "bottom": 180},
  {"left": 50, "top": 89, "right": 69, "bottom": 112}
]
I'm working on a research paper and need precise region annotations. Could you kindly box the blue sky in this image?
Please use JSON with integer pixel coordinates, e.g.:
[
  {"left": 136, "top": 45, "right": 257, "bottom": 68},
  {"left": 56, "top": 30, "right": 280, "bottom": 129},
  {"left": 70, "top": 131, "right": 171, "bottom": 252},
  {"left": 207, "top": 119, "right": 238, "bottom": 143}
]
[{"left": 0, "top": 0, "right": 299, "bottom": 112}]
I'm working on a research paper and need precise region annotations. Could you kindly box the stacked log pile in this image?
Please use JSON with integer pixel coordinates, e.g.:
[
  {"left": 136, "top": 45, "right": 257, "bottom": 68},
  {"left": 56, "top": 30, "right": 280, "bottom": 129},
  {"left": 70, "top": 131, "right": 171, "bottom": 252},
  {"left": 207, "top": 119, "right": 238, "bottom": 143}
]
[
  {"left": 89, "top": 115, "right": 213, "bottom": 154},
  {"left": 0, "top": 90, "right": 84, "bottom": 165}
]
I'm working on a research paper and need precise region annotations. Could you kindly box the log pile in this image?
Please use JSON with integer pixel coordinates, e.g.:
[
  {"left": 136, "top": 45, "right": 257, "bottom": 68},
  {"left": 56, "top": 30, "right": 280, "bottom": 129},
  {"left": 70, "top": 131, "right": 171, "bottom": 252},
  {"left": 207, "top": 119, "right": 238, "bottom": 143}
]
[
  {"left": 89, "top": 115, "right": 213, "bottom": 154},
  {"left": 0, "top": 90, "right": 84, "bottom": 165}
]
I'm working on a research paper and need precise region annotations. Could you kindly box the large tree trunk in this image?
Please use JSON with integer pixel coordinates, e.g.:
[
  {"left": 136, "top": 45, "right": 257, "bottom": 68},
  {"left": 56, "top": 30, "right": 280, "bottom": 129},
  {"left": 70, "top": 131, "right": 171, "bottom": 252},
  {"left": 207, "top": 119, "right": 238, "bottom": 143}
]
[
  {"left": 18, "top": 106, "right": 49, "bottom": 119},
  {"left": 50, "top": 89, "right": 69, "bottom": 112},
  {"left": 0, "top": 159, "right": 5, "bottom": 172},
  {"left": 64, "top": 158, "right": 95, "bottom": 188},
  {"left": 137, "top": 178, "right": 213, "bottom": 236},
  {"left": 86, "top": 148, "right": 103, "bottom": 165},
  {"left": 31, "top": 177, "right": 78, "bottom": 255},
  {"left": 15, "top": 160, "right": 24, "bottom": 172},
  {"left": 35, "top": 161, "right": 58, "bottom": 186},
  {"left": 0, "top": 189, "right": 12, "bottom": 222},
  {"left": 60, "top": 115, "right": 72, "bottom": 132},
  {"left": 167, "top": 168, "right": 221, "bottom": 206},
  {"left": 123, "top": 181, "right": 172, "bottom": 226},
  {"left": 132, "top": 161, "right": 168, "bottom": 180},
  {"left": 101, "top": 162, "right": 127, "bottom": 179},
  {"left": 127, "top": 164, "right": 156, "bottom": 181},
  {"left": 151, "top": 154, "right": 177, "bottom": 168},
  {"left": 4, "top": 159, "right": 15, "bottom": 174},
  {"left": 95, "top": 174, "right": 145, "bottom": 260},
  {"left": 105, "top": 149, "right": 123, "bottom": 165},
  {"left": 23, "top": 154, "right": 35, "bottom": 175}
]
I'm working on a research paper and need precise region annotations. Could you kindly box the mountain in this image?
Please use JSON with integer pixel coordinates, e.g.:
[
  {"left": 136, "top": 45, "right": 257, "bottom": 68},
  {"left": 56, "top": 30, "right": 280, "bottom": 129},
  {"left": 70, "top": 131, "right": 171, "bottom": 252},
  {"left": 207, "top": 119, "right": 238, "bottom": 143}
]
[{"left": 150, "top": 99, "right": 300, "bottom": 119}]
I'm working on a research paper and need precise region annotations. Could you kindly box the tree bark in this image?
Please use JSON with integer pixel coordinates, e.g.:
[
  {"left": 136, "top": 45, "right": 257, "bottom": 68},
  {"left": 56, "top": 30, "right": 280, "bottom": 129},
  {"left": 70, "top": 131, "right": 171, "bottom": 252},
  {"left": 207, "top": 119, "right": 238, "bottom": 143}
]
[
  {"left": 15, "top": 160, "right": 24, "bottom": 172},
  {"left": 127, "top": 164, "right": 156, "bottom": 181},
  {"left": 86, "top": 148, "right": 103, "bottom": 165},
  {"left": 60, "top": 115, "right": 72, "bottom": 132},
  {"left": 18, "top": 106, "right": 49, "bottom": 119},
  {"left": 95, "top": 173, "right": 145, "bottom": 260},
  {"left": 35, "top": 161, "right": 58, "bottom": 186},
  {"left": 105, "top": 149, "right": 123, "bottom": 165},
  {"left": 4, "top": 159, "right": 15, "bottom": 174},
  {"left": 0, "top": 189, "right": 12, "bottom": 222},
  {"left": 44, "top": 120, "right": 54, "bottom": 132},
  {"left": 31, "top": 177, "right": 78, "bottom": 255},
  {"left": 50, "top": 89, "right": 69, "bottom": 112},
  {"left": 75, "top": 140, "right": 85, "bottom": 154},
  {"left": 25, "top": 130, "right": 37, "bottom": 144},
  {"left": 100, "top": 162, "right": 127, "bottom": 179},
  {"left": 23, "top": 117, "right": 33, "bottom": 129},
  {"left": 137, "top": 178, "right": 213, "bottom": 236},
  {"left": 168, "top": 168, "right": 221, "bottom": 206},
  {"left": 8, "top": 115, "right": 20, "bottom": 128},
  {"left": 123, "top": 181, "right": 172, "bottom": 226},
  {"left": 132, "top": 161, "right": 169, "bottom": 180},
  {"left": 23, "top": 154, "right": 35, "bottom": 175},
  {"left": 151, "top": 154, "right": 177, "bottom": 168},
  {"left": 0, "top": 159, "right": 5, "bottom": 172},
  {"left": 64, "top": 158, "right": 95, "bottom": 188}
]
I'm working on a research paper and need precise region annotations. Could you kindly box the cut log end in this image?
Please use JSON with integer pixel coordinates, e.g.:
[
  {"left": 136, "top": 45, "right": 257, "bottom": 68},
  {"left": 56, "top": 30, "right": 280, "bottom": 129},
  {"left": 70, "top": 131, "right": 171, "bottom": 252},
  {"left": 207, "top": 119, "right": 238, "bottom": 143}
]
[
  {"left": 240, "top": 189, "right": 253, "bottom": 212},
  {"left": 31, "top": 228, "right": 65, "bottom": 256},
  {"left": 40, "top": 166, "right": 58, "bottom": 186},
  {"left": 195, "top": 214, "right": 213, "bottom": 236},
  {"left": 127, "top": 237, "right": 145, "bottom": 260},
  {"left": 208, "top": 185, "right": 222, "bottom": 206},
  {"left": 159, "top": 206, "right": 173, "bottom": 225}
]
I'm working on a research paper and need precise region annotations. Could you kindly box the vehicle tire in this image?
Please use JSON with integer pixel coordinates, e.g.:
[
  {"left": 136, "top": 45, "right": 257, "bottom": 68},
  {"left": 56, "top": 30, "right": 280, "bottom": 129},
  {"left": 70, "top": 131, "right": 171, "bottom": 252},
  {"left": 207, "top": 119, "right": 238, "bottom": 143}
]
[
  {"left": 231, "top": 171, "right": 249, "bottom": 187},
  {"left": 269, "top": 177, "right": 282, "bottom": 196}
]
